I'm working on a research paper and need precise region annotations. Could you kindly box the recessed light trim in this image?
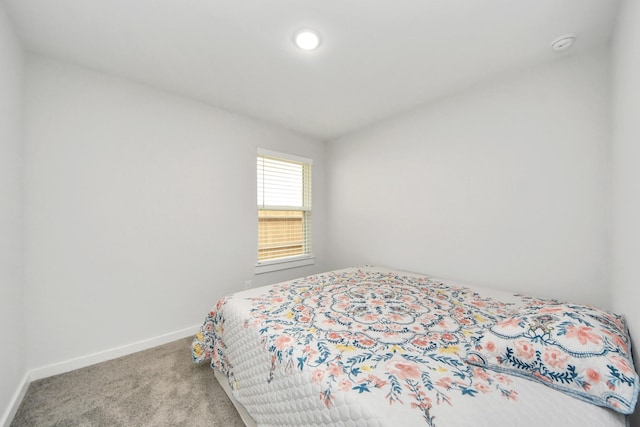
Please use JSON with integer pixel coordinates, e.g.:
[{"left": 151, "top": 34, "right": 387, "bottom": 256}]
[
  {"left": 294, "top": 29, "right": 321, "bottom": 50},
  {"left": 551, "top": 34, "right": 576, "bottom": 52}
]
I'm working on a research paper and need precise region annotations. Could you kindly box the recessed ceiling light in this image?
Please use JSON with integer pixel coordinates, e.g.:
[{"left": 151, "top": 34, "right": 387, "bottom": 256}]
[
  {"left": 551, "top": 34, "right": 576, "bottom": 52},
  {"left": 294, "top": 29, "right": 321, "bottom": 50}
]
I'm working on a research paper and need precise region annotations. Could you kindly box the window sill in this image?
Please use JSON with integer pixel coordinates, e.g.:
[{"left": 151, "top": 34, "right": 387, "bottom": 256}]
[{"left": 254, "top": 255, "right": 315, "bottom": 275}]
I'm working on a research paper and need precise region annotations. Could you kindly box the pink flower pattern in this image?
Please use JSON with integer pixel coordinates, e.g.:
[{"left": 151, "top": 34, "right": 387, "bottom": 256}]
[
  {"left": 193, "top": 269, "right": 518, "bottom": 426},
  {"left": 193, "top": 270, "right": 639, "bottom": 422},
  {"left": 543, "top": 348, "right": 569, "bottom": 369},
  {"left": 386, "top": 360, "right": 422, "bottom": 380},
  {"left": 514, "top": 340, "right": 535, "bottom": 360},
  {"left": 565, "top": 325, "right": 602, "bottom": 346},
  {"left": 466, "top": 296, "right": 639, "bottom": 415}
]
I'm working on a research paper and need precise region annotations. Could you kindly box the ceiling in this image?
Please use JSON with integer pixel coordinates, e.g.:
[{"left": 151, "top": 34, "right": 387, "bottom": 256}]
[{"left": 3, "top": 0, "right": 621, "bottom": 140}]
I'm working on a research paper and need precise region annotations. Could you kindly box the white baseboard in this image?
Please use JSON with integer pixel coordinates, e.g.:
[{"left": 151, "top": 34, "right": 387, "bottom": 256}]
[
  {"left": 2, "top": 325, "right": 200, "bottom": 427},
  {"left": 30, "top": 324, "right": 200, "bottom": 381},
  {"left": 1, "top": 372, "right": 30, "bottom": 427},
  {"left": 0, "top": 325, "right": 200, "bottom": 427}
]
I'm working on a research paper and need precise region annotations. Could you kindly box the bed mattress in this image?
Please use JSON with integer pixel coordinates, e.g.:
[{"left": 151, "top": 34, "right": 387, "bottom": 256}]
[{"left": 193, "top": 267, "right": 632, "bottom": 426}]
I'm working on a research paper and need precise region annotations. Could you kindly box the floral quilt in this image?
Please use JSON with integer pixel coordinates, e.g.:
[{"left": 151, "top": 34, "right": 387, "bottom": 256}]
[{"left": 192, "top": 267, "right": 629, "bottom": 427}]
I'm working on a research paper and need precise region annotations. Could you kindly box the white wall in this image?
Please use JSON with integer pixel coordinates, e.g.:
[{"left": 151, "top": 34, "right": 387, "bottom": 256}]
[
  {"left": 0, "top": 4, "right": 25, "bottom": 426},
  {"left": 23, "top": 55, "right": 326, "bottom": 369},
  {"left": 611, "top": 0, "right": 640, "bottom": 424},
  {"left": 326, "top": 49, "right": 611, "bottom": 306}
]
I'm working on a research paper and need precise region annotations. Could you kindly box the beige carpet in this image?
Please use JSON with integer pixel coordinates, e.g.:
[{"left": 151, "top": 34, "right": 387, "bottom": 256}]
[{"left": 11, "top": 337, "right": 244, "bottom": 427}]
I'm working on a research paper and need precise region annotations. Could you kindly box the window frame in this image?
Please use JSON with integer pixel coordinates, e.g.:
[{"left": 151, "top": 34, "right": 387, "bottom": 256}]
[{"left": 254, "top": 148, "right": 314, "bottom": 274}]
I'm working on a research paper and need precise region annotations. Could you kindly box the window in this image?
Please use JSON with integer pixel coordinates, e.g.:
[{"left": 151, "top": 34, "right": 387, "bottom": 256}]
[{"left": 256, "top": 149, "right": 313, "bottom": 272}]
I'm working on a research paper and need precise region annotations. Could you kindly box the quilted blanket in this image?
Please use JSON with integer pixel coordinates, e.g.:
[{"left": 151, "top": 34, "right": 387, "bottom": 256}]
[{"left": 193, "top": 267, "right": 628, "bottom": 426}]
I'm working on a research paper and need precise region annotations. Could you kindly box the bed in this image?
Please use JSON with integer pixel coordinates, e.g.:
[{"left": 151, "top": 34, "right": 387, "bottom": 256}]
[{"left": 192, "top": 266, "right": 639, "bottom": 426}]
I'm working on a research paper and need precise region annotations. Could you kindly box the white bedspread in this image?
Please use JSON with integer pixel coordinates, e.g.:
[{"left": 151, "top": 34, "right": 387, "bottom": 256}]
[{"left": 193, "top": 267, "right": 627, "bottom": 427}]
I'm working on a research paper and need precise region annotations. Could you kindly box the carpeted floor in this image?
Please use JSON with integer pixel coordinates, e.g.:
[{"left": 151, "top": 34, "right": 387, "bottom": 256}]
[{"left": 11, "top": 337, "right": 245, "bottom": 427}]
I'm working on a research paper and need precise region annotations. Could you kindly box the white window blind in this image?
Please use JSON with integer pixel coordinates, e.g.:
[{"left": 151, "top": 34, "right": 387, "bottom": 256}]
[{"left": 257, "top": 150, "right": 312, "bottom": 263}]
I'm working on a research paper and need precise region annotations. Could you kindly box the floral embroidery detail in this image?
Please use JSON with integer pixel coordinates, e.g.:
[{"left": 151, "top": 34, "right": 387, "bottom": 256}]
[
  {"left": 465, "top": 299, "right": 639, "bottom": 414},
  {"left": 565, "top": 325, "right": 602, "bottom": 346},
  {"left": 543, "top": 348, "right": 569, "bottom": 369},
  {"left": 194, "top": 269, "right": 519, "bottom": 426},
  {"left": 192, "top": 297, "right": 239, "bottom": 388},
  {"left": 386, "top": 359, "right": 422, "bottom": 380},
  {"left": 514, "top": 340, "right": 535, "bottom": 360},
  {"left": 585, "top": 368, "right": 601, "bottom": 384}
]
